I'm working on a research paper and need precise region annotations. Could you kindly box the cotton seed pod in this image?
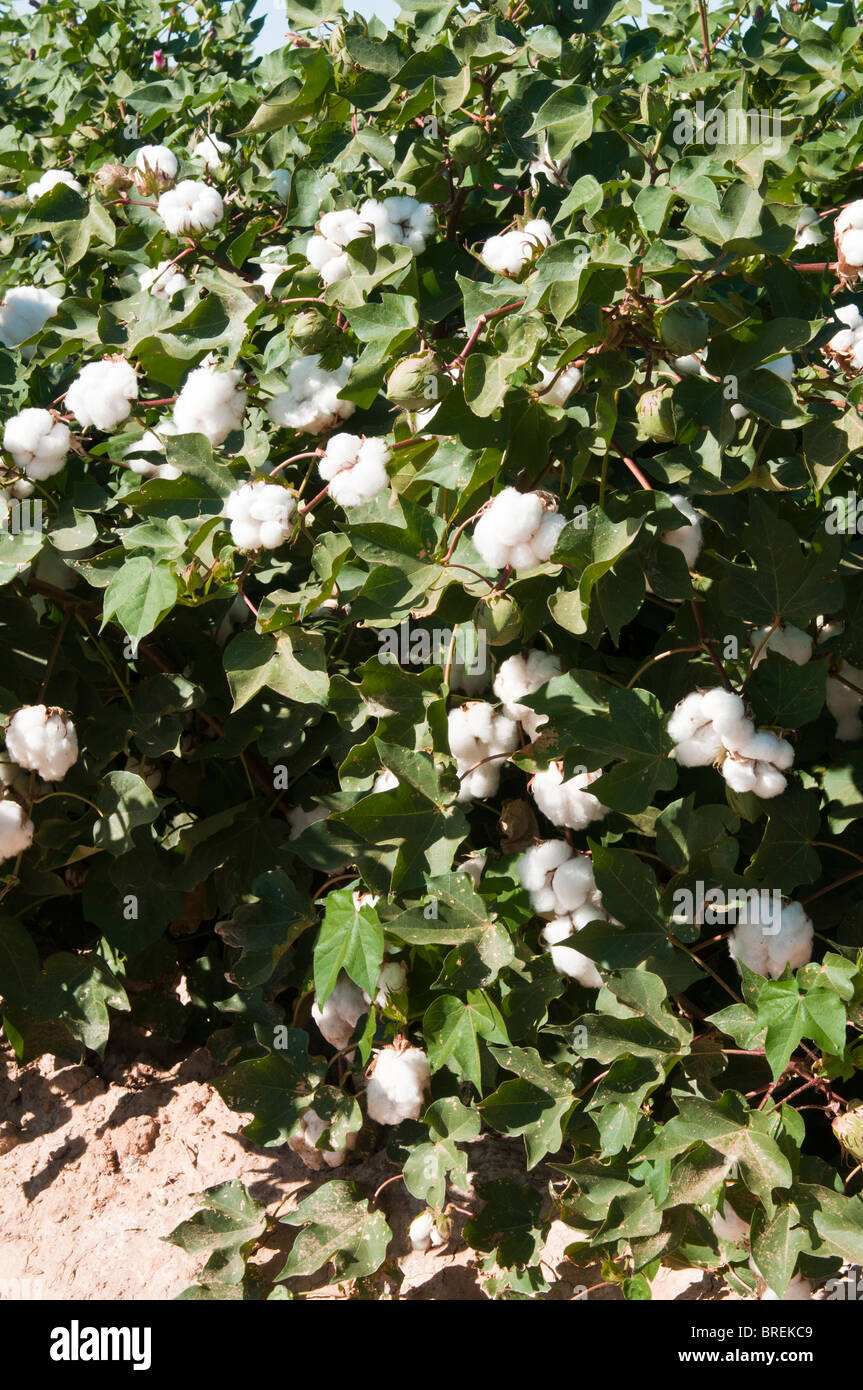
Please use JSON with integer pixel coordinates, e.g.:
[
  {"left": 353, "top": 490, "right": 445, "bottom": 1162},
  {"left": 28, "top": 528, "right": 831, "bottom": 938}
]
[
  {"left": 448, "top": 124, "right": 484, "bottom": 165},
  {"left": 473, "top": 592, "right": 521, "bottom": 646},
  {"left": 289, "top": 308, "right": 339, "bottom": 352},
  {"left": 658, "top": 302, "right": 709, "bottom": 355},
  {"left": 95, "top": 162, "right": 132, "bottom": 195},
  {"left": 386, "top": 351, "right": 446, "bottom": 410},
  {"left": 833, "top": 1105, "right": 863, "bottom": 1163},
  {"left": 636, "top": 385, "right": 676, "bottom": 443}
]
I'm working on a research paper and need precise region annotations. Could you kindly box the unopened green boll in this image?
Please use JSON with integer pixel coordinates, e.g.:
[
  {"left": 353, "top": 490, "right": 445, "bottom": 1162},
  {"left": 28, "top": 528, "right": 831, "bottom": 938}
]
[
  {"left": 833, "top": 1106, "right": 863, "bottom": 1163},
  {"left": 636, "top": 385, "right": 676, "bottom": 442},
  {"left": 658, "top": 301, "right": 709, "bottom": 355},
  {"left": 448, "top": 124, "right": 484, "bottom": 165},
  {"left": 386, "top": 351, "right": 445, "bottom": 410},
  {"left": 474, "top": 592, "right": 521, "bottom": 646}
]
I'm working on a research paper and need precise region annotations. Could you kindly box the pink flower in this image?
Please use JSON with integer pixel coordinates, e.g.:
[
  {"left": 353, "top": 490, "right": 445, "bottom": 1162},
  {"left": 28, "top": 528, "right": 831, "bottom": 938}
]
[{"left": 152, "top": 49, "right": 166, "bottom": 70}]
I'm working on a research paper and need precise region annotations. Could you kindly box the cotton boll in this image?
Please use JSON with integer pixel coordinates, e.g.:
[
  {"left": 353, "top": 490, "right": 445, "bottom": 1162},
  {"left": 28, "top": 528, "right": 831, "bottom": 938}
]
[
  {"left": 174, "top": 363, "right": 246, "bottom": 445},
  {"left": 191, "top": 133, "right": 230, "bottom": 170},
  {"left": 5, "top": 704, "right": 77, "bottom": 782},
  {"left": 372, "top": 768, "right": 399, "bottom": 794},
  {"left": 318, "top": 432, "right": 389, "bottom": 507},
  {"left": 311, "top": 974, "right": 368, "bottom": 1051},
  {"left": 359, "top": 196, "right": 435, "bottom": 253},
  {"left": 728, "top": 899, "right": 813, "bottom": 978},
  {"left": 537, "top": 360, "right": 582, "bottom": 406},
  {"left": 457, "top": 852, "right": 486, "bottom": 886},
  {"left": 765, "top": 354, "right": 794, "bottom": 381},
  {"left": 27, "top": 169, "right": 82, "bottom": 202},
  {"left": 366, "top": 1045, "right": 430, "bottom": 1125},
  {"left": 306, "top": 209, "right": 374, "bottom": 284},
  {"left": 66, "top": 357, "right": 138, "bottom": 431},
  {"left": 287, "top": 803, "right": 329, "bottom": 839},
  {"left": 712, "top": 1201, "right": 749, "bottom": 1243},
  {"left": 473, "top": 489, "right": 563, "bottom": 573},
  {"left": 531, "top": 510, "right": 566, "bottom": 563},
  {"left": 673, "top": 351, "right": 705, "bottom": 377},
  {"left": 518, "top": 839, "right": 573, "bottom": 912},
  {"left": 826, "top": 661, "right": 863, "bottom": 740},
  {"left": 224, "top": 480, "right": 296, "bottom": 551},
  {"left": 252, "top": 248, "right": 292, "bottom": 295},
  {"left": 3, "top": 409, "right": 70, "bottom": 480},
  {"left": 493, "top": 650, "right": 562, "bottom": 741},
  {"left": 0, "top": 798, "right": 34, "bottom": 860},
  {"left": 540, "top": 917, "right": 603, "bottom": 987},
  {"left": 373, "top": 961, "right": 407, "bottom": 1007},
  {"left": 268, "top": 355, "right": 355, "bottom": 434},
  {"left": 0, "top": 285, "right": 61, "bottom": 348},
  {"left": 481, "top": 220, "right": 553, "bottom": 278},
  {"left": 135, "top": 145, "right": 178, "bottom": 180},
  {"left": 448, "top": 701, "right": 518, "bottom": 802},
  {"left": 667, "top": 691, "right": 710, "bottom": 743},
  {"left": 836, "top": 200, "right": 863, "bottom": 236},
  {"left": 761, "top": 1274, "right": 813, "bottom": 1301},
  {"left": 138, "top": 260, "right": 190, "bottom": 300},
  {"left": 793, "top": 206, "right": 822, "bottom": 249},
  {"left": 157, "top": 180, "right": 224, "bottom": 235},
  {"left": 409, "top": 1210, "right": 450, "bottom": 1253},
  {"left": 287, "top": 1110, "right": 353, "bottom": 1170},
  {"left": 124, "top": 422, "right": 181, "bottom": 480},
  {"left": 750, "top": 622, "right": 812, "bottom": 668},
  {"left": 661, "top": 494, "right": 702, "bottom": 569},
  {"left": 531, "top": 762, "right": 607, "bottom": 831},
  {"left": 842, "top": 230, "right": 863, "bottom": 267}
]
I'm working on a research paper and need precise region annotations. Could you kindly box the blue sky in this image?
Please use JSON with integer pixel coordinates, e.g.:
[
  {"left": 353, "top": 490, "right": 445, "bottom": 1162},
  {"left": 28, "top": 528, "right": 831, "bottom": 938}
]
[{"left": 253, "top": 0, "right": 400, "bottom": 55}]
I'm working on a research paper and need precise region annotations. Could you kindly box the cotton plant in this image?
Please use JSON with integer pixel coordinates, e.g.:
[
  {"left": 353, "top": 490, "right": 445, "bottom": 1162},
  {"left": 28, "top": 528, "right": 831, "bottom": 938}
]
[
  {"left": 157, "top": 180, "right": 224, "bottom": 235},
  {"left": 473, "top": 488, "right": 566, "bottom": 572},
  {"left": 267, "top": 356, "right": 355, "bottom": 434},
  {"left": 317, "top": 432, "right": 390, "bottom": 507},
  {"left": 728, "top": 899, "right": 814, "bottom": 978},
  {"left": 447, "top": 701, "right": 519, "bottom": 801},
  {"left": 481, "top": 218, "right": 554, "bottom": 277},
  {"left": 667, "top": 688, "right": 794, "bottom": 798}
]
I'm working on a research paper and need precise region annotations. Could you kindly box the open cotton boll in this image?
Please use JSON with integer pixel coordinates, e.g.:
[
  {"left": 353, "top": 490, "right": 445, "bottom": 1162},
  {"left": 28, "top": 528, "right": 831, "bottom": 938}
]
[
  {"left": 761, "top": 1274, "right": 813, "bottom": 1301},
  {"left": 668, "top": 689, "right": 748, "bottom": 767},
  {"left": 135, "top": 145, "right": 178, "bottom": 181},
  {"left": 138, "top": 260, "right": 190, "bottom": 300},
  {"left": 157, "top": 180, "right": 224, "bottom": 235},
  {"left": 835, "top": 202, "right": 863, "bottom": 283},
  {"left": 306, "top": 209, "right": 374, "bottom": 284},
  {"left": 750, "top": 622, "right": 812, "bottom": 668},
  {"left": 27, "top": 169, "right": 82, "bottom": 202},
  {"left": 540, "top": 917, "right": 603, "bottom": 987},
  {"left": 793, "top": 206, "right": 822, "bottom": 249},
  {"left": 409, "top": 1210, "right": 450, "bottom": 1253},
  {"left": 712, "top": 1201, "right": 749, "bottom": 1243},
  {"left": 720, "top": 725, "right": 794, "bottom": 799},
  {"left": 672, "top": 350, "right": 705, "bottom": 376},
  {"left": 457, "top": 852, "right": 486, "bottom": 886},
  {"left": 372, "top": 961, "right": 407, "bottom": 1008},
  {"left": 366, "top": 1045, "right": 430, "bottom": 1125},
  {"left": 537, "top": 360, "right": 582, "bottom": 406},
  {"left": 5, "top": 704, "right": 77, "bottom": 781},
  {"left": 66, "top": 357, "right": 138, "bottom": 431},
  {"left": 518, "top": 839, "right": 574, "bottom": 912},
  {"left": 0, "top": 798, "right": 34, "bottom": 861},
  {"left": 729, "top": 900, "right": 813, "bottom": 978},
  {"left": 372, "top": 768, "right": 399, "bottom": 794},
  {"left": 224, "top": 480, "right": 296, "bottom": 551},
  {"left": 311, "top": 974, "right": 368, "bottom": 1052},
  {"left": 359, "top": 196, "right": 435, "bottom": 253},
  {"left": 531, "top": 762, "right": 607, "bottom": 832},
  {"left": 268, "top": 355, "right": 355, "bottom": 434},
  {"left": 826, "top": 660, "right": 863, "bottom": 740},
  {"left": 493, "top": 650, "right": 563, "bottom": 741},
  {"left": 447, "top": 701, "right": 518, "bottom": 802},
  {"left": 124, "top": 422, "right": 181, "bottom": 480},
  {"left": 3, "top": 408, "right": 70, "bottom": 480},
  {"left": 661, "top": 494, "right": 702, "bottom": 569},
  {"left": 0, "top": 285, "right": 61, "bottom": 348},
  {"left": 287, "top": 802, "right": 329, "bottom": 840},
  {"left": 191, "top": 133, "right": 230, "bottom": 169},
  {"left": 826, "top": 303, "right": 863, "bottom": 374},
  {"left": 473, "top": 488, "right": 564, "bottom": 573},
  {"left": 173, "top": 363, "right": 247, "bottom": 445},
  {"left": 287, "top": 1110, "right": 354, "bottom": 1171},
  {"left": 318, "top": 432, "right": 390, "bottom": 507},
  {"left": 481, "top": 218, "right": 554, "bottom": 277},
  {"left": 252, "top": 248, "right": 292, "bottom": 296}
]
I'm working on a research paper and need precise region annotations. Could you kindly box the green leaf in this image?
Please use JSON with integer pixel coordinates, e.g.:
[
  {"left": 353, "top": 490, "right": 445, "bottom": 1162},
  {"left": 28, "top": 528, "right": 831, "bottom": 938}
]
[
  {"left": 278, "top": 1181, "right": 392, "bottom": 1282},
  {"left": 102, "top": 557, "right": 178, "bottom": 642},
  {"left": 313, "top": 887, "right": 384, "bottom": 1004},
  {"left": 163, "top": 1181, "right": 267, "bottom": 1289},
  {"left": 214, "top": 1037, "right": 327, "bottom": 1147},
  {"left": 423, "top": 990, "right": 509, "bottom": 1092}
]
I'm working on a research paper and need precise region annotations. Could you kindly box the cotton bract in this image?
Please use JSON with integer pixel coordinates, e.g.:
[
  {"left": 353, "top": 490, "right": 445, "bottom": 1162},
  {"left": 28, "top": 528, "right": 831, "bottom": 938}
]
[
  {"left": 0, "top": 285, "right": 61, "bottom": 348},
  {"left": 224, "top": 481, "right": 295, "bottom": 551},
  {"left": 5, "top": 704, "right": 78, "bottom": 781},
  {"left": 157, "top": 180, "right": 224, "bottom": 235},
  {"left": 173, "top": 363, "right": 246, "bottom": 444},
  {"left": 447, "top": 701, "right": 518, "bottom": 801},
  {"left": 473, "top": 488, "right": 565, "bottom": 572},
  {"left": 318, "top": 432, "right": 390, "bottom": 507},
  {"left": 728, "top": 900, "right": 813, "bottom": 978},
  {"left": 268, "top": 355, "right": 355, "bottom": 434},
  {"left": 138, "top": 260, "right": 189, "bottom": 300},
  {"left": 3, "top": 408, "right": 70, "bottom": 480},
  {"left": 27, "top": 169, "right": 82, "bottom": 202},
  {"left": 531, "top": 762, "right": 607, "bottom": 831},
  {"left": 481, "top": 219, "right": 553, "bottom": 276},
  {"left": 0, "top": 799, "right": 34, "bottom": 861},
  {"left": 493, "top": 650, "right": 562, "bottom": 740},
  {"left": 66, "top": 357, "right": 138, "bottom": 431},
  {"left": 366, "top": 1045, "right": 430, "bottom": 1125}
]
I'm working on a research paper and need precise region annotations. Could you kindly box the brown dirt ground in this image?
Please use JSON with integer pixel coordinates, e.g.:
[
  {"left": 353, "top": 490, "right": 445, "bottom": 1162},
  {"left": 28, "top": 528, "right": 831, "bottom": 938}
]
[{"left": 0, "top": 1028, "right": 822, "bottom": 1302}]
